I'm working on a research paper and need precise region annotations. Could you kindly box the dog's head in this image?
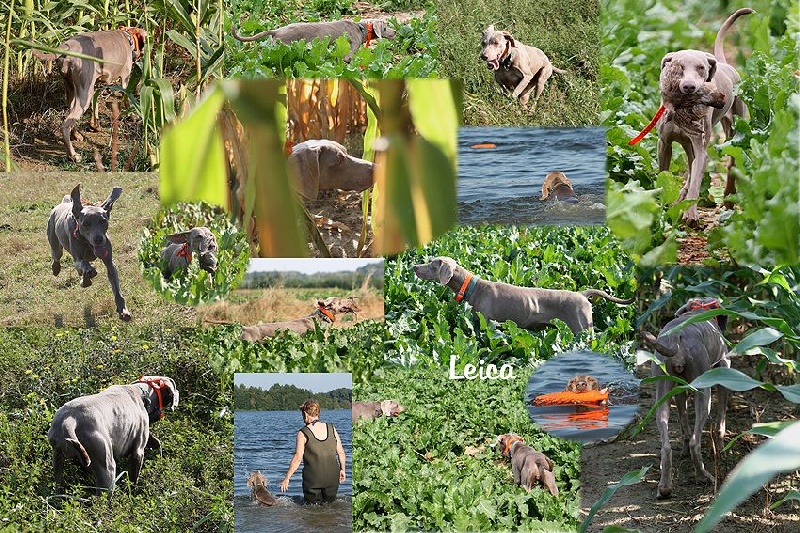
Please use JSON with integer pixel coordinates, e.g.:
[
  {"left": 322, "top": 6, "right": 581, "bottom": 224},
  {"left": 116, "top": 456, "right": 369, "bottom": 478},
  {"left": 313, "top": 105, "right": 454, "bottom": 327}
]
[
  {"left": 565, "top": 375, "right": 600, "bottom": 392},
  {"left": 362, "top": 19, "right": 396, "bottom": 40},
  {"left": 540, "top": 171, "right": 574, "bottom": 200},
  {"left": 165, "top": 227, "right": 218, "bottom": 274},
  {"left": 318, "top": 296, "right": 361, "bottom": 315},
  {"left": 493, "top": 433, "right": 524, "bottom": 458},
  {"left": 288, "top": 140, "right": 374, "bottom": 200},
  {"left": 660, "top": 50, "right": 717, "bottom": 96},
  {"left": 480, "top": 25, "right": 515, "bottom": 71},
  {"left": 379, "top": 400, "right": 406, "bottom": 417},
  {"left": 135, "top": 376, "right": 179, "bottom": 423},
  {"left": 413, "top": 256, "right": 458, "bottom": 285},
  {"left": 69, "top": 184, "right": 122, "bottom": 261},
  {"left": 247, "top": 470, "right": 267, "bottom": 489}
]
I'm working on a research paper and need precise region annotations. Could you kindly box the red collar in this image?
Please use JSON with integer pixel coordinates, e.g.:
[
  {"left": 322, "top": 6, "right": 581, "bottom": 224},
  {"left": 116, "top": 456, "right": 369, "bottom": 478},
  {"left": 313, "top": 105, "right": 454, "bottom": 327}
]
[
  {"left": 689, "top": 299, "right": 720, "bottom": 312},
  {"left": 119, "top": 27, "right": 143, "bottom": 60},
  {"left": 503, "top": 436, "right": 524, "bottom": 456},
  {"left": 137, "top": 377, "right": 167, "bottom": 419},
  {"left": 455, "top": 273, "right": 474, "bottom": 302},
  {"left": 365, "top": 22, "right": 373, "bottom": 47},
  {"left": 176, "top": 242, "right": 192, "bottom": 262},
  {"left": 317, "top": 306, "right": 336, "bottom": 322}
]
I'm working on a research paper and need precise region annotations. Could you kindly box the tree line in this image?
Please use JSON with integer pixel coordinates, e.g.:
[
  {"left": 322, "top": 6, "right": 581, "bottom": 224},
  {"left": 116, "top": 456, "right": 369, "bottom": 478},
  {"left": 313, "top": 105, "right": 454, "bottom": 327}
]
[
  {"left": 234, "top": 383, "right": 352, "bottom": 411},
  {"left": 240, "top": 264, "right": 383, "bottom": 290}
]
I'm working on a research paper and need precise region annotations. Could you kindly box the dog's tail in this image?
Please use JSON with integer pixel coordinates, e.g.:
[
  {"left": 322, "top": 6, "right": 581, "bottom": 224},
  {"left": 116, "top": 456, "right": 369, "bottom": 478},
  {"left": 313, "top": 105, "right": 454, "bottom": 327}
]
[
  {"left": 230, "top": 25, "right": 277, "bottom": 42},
  {"left": 65, "top": 437, "right": 91, "bottom": 467},
  {"left": 552, "top": 67, "right": 567, "bottom": 75},
  {"left": 581, "top": 289, "right": 634, "bottom": 305},
  {"left": 714, "top": 8, "right": 753, "bottom": 64},
  {"left": 541, "top": 469, "right": 559, "bottom": 497},
  {"left": 31, "top": 48, "right": 59, "bottom": 62}
]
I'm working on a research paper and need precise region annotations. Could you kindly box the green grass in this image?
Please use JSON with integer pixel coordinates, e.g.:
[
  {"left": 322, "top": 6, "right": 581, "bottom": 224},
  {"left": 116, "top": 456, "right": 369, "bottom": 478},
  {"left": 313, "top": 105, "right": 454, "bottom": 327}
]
[
  {"left": 353, "top": 366, "right": 581, "bottom": 531},
  {"left": 437, "top": 0, "right": 600, "bottom": 126},
  {"left": 0, "top": 326, "right": 233, "bottom": 532},
  {"left": 0, "top": 173, "right": 196, "bottom": 327}
]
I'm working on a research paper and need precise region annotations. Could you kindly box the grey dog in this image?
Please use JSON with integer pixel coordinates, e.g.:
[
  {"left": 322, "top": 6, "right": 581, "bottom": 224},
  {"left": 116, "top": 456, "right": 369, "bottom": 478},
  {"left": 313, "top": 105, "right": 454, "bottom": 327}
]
[
  {"left": 48, "top": 376, "right": 179, "bottom": 497},
  {"left": 32, "top": 28, "right": 147, "bottom": 162},
  {"left": 413, "top": 256, "right": 633, "bottom": 334},
  {"left": 160, "top": 227, "right": 218, "bottom": 277},
  {"left": 657, "top": 8, "right": 752, "bottom": 227},
  {"left": 640, "top": 297, "right": 730, "bottom": 499},
  {"left": 47, "top": 184, "right": 131, "bottom": 321},
  {"left": 231, "top": 19, "right": 395, "bottom": 62}
]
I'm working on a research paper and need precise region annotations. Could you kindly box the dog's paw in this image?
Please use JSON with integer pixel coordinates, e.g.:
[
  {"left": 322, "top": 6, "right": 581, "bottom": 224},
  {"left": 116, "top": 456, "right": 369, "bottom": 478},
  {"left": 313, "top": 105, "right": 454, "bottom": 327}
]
[
  {"left": 119, "top": 308, "right": 132, "bottom": 322},
  {"left": 52, "top": 261, "right": 61, "bottom": 276}
]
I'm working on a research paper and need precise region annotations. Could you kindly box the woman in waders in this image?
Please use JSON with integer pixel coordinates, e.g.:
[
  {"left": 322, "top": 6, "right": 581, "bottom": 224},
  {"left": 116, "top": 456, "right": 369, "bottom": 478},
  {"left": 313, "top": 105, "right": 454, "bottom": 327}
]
[{"left": 280, "top": 400, "right": 347, "bottom": 503}]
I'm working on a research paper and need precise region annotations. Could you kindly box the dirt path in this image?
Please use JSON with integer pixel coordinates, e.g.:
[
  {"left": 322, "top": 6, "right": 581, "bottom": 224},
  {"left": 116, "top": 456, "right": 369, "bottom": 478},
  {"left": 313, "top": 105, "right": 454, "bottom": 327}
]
[{"left": 580, "top": 360, "right": 799, "bottom": 532}]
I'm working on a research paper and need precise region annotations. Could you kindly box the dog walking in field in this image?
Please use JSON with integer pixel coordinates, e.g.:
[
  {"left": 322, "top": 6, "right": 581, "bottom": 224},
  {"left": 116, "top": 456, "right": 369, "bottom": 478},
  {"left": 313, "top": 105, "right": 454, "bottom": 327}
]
[
  {"left": 160, "top": 227, "right": 218, "bottom": 277},
  {"left": 47, "top": 184, "right": 131, "bottom": 321},
  {"left": 32, "top": 28, "right": 147, "bottom": 162},
  {"left": 655, "top": 8, "right": 752, "bottom": 227},
  {"left": 494, "top": 433, "right": 559, "bottom": 495}
]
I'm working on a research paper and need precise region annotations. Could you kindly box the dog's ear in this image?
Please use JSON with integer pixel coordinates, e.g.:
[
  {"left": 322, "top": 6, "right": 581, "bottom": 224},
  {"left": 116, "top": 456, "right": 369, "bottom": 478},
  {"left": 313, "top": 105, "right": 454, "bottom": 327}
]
[
  {"left": 162, "top": 377, "right": 179, "bottom": 409},
  {"left": 436, "top": 259, "right": 455, "bottom": 285},
  {"left": 704, "top": 53, "right": 717, "bottom": 81},
  {"left": 660, "top": 52, "right": 675, "bottom": 70},
  {"left": 288, "top": 145, "right": 320, "bottom": 200},
  {"left": 70, "top": 184, "right": 83, "bottom": 220},
  {"left": 100, "top": 187, "right": 123, "bottom": 216},
  {"left": 502, "top": 31, "right": 516, "bottom": 47},
  {"left": 165, "top": 231, "right": 191, "bottom": 244}
]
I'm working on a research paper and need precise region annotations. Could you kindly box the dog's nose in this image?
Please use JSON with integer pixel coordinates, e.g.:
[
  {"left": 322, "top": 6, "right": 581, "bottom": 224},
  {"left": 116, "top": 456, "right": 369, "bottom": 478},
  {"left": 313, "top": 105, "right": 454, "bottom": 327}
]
[
  {"left": 680, "top": 82, "right": 697, "bottom": 93},
  {"left": 480, "top": 53, "right": 487, "bottom": 60},
  {"left": 92, "top": 235, "right": 105, "bottom": 245}
]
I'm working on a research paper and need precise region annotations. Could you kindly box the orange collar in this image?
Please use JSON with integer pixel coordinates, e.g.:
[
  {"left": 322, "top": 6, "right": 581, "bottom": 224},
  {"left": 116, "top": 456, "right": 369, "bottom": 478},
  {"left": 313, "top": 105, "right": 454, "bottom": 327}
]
[
  {"left": 137, "top": 377, "right": 166, "bottom": 419},
  {"left": 118, "top": 27, "right": 143, "bottom": 60},
  {"left": 317, "top": 306, "right": 336, "bottom": 322},
  {"left": 365, "top": 22, "right": 373, "bottom": 47},
  {"left": 503, "top": 436, "right": 525, "bottom": 456},
  {"left": 455, "top": 273, "right": 474, "bottom": 302},
  {"left": 689, "top": 299, "right": 720, "bottom": 311},
  {"left": 629, "top": 105, "right": 666, "bottom": 145}
]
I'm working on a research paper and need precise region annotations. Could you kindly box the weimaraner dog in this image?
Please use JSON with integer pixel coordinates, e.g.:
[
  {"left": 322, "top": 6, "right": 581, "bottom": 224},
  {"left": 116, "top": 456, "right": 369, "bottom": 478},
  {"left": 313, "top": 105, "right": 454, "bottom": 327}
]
[
  {"left": 240, "top": 296, "right": 360, "bottom": 342},
  {"left": 479, "top": 25, "right": 566, "bottom": 106},
  {"left": 48, "top": 376, "right": 179, "bottom": 498},
  {"left": 540, "top": 171, "right": 578, "bottom": 203},
  {"left": 495, "top": 433, "right": 558, "bottom": 496},
  {"left": 231, "top": 19, "right": 395, "bottom": 62},
  {"left": 160, "top": 227, "right": 218, "bottom": 277},
  {"left": 352, "top": 400, "right": 406, "bottom": 422},
  {"left": 640, "top": 297, "right": 730, "bottom": 499},
  {"left": 413, "top": 257, "right": 633, "bottom": 334},
  {"left": 246, "top": 471, "right": 277, "bottom": 506},
  {"left": 32, "top": 28, "right": 147, "bottom": 162},
  {"left": 288, "top": 140, "right": 374, "bottom": 200},
  {"left": 657, "top": 8, "right": 752, "bottom": 227},
  {"left": 47, "top": 184, "right": 131, "bottom": 321}
]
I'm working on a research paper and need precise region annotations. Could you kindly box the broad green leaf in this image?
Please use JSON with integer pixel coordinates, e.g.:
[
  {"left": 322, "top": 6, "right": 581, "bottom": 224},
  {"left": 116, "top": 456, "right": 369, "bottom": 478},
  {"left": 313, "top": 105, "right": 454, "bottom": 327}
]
[
  {"left": 580, "top": 467, "right": 649, "bottom": 533},
  {"left": 160, "top": 85, "right": 226, "bottom": 207},
  {"left": 732, "top": 327, "right": 784, "bottom": 354},
  {"left": 697, "top": 422, "right": 800, "bottom": 533}
]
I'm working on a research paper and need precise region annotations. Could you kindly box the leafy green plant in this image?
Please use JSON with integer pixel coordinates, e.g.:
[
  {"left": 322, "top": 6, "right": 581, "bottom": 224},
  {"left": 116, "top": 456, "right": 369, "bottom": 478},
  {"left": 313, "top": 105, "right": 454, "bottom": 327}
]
[
  {"left": 353, "top": 366, "right": 581, "bottom": 531},
  {"left": 139, "top": 202, "right": 251, "bottom": 306}
]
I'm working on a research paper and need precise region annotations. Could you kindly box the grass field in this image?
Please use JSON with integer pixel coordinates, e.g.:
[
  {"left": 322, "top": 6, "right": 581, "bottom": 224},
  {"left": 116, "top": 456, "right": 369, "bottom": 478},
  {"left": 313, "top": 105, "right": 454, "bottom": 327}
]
[
  {"left": 0, "top": 173, "right": 196, "bottom": 327},
  {"left": 0, "top": 326, "right": 233, "bottom": 531},
  {"left": 437, "top": 0, "right": 600, "bottom": 126}
]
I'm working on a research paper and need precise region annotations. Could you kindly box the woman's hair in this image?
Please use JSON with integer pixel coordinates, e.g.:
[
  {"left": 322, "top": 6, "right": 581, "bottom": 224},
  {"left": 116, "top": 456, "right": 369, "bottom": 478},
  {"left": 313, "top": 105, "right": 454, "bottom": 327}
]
[{"left": 300, "top": 399, "right": 320, "bottom": 417}]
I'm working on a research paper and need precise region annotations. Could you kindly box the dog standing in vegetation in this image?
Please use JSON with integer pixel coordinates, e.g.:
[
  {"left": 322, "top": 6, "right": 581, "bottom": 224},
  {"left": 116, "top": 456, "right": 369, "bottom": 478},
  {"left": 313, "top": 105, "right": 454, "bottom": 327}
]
[
  {"left": 161, "top": 227, "right": 218, "bottom": 277},
  {"left": 640, "top": 297, "right": 730, "bottom": 499},
  {"left": 495, "top": 433, "right": 559, "bottom": 496},
  {"left": 48, "top": 376, "right": 178, "bottom": 498},
  {"left": 656, "top": 8, "right": 752, "bottom": 227},
  {"left": 231, "top": 20, "right": 395, "bottom": 63},
  {"left": 32, "top": 28, "right": 147, "bottom": 162},
  {"left": 352, "top": 400, "right": 406, "bottom": 422},
  {"left": 479, "top": 25, "right": 566, "bottom": 106},
  {"left": 47, "top": 184, "right": 131, "bottom": 321}
]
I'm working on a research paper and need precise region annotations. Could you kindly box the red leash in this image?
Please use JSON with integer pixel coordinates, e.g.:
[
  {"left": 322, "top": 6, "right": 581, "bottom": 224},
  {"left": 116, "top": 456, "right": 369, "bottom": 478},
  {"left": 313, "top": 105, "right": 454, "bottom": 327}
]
[{"left": 629, "top": 105, "right": 665, "bottom": 145}]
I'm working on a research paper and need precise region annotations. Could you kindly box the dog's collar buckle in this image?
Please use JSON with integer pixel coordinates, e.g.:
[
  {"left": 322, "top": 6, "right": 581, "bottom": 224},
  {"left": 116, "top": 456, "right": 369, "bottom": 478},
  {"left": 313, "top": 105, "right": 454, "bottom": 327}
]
[
  {"left": 455, "top": 273, "right": 479, "bottom": 302},
  {"left": 317, "top": 306, "right": 336, "bottom": 323}
]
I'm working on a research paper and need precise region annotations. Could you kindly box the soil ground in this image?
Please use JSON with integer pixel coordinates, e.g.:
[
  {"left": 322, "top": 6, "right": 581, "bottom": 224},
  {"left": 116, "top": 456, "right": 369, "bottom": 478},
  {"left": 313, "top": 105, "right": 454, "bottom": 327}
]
[{"left": 580, "top": 356, "right": 800, "bottom": 532}]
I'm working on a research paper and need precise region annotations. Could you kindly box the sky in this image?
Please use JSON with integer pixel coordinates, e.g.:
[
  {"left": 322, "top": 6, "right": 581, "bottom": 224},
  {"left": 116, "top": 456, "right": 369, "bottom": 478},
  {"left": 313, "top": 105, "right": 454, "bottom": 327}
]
[
  {"left": 235, "top": 373, "right": 352, "bottom": 393},
  {"left": 247, "top": 258, "right": 383, "bottom": 275}
]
